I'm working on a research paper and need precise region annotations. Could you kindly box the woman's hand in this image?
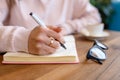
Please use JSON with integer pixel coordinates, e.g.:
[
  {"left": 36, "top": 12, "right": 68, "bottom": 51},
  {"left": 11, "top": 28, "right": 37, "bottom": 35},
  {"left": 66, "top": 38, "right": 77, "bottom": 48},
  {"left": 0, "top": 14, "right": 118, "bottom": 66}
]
[{"left": 28, "top": 26, "right": 64, "bottom": 55}]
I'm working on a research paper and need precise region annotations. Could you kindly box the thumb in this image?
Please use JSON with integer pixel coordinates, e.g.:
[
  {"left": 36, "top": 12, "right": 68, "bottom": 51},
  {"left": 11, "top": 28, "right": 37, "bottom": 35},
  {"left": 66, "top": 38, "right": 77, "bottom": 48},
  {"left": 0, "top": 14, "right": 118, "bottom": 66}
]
[{"left": 48, "top": 26, "right": 62, "bottom": 33}]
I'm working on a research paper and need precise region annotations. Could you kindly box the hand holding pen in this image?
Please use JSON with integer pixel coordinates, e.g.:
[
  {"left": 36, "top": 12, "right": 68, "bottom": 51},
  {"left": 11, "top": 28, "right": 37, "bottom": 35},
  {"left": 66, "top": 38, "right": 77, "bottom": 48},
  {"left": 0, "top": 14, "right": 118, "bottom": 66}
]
[{"left": 28, "top": 12, "right": 66, "bottom": 55}]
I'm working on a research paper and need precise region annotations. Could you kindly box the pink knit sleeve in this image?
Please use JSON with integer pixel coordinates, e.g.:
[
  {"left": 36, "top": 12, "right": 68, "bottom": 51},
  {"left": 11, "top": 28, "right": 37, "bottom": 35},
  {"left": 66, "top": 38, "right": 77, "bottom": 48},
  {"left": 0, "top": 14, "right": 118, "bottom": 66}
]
[
  {"left": 0, "top": 0, "right": 32, "bottom": 53},
  {"left": 58, "top": 0, "right": 101, "bottom": 35},
  {"left": 0, "top": 26, "right": 32, "bottom": 53}
]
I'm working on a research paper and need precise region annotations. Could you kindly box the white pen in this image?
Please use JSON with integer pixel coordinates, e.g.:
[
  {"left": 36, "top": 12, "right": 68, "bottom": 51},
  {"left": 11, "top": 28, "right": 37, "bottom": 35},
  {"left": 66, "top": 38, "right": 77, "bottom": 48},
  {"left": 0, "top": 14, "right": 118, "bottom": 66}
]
[{"left": 29, "top": 12, "right": 66, "bottom": 49}]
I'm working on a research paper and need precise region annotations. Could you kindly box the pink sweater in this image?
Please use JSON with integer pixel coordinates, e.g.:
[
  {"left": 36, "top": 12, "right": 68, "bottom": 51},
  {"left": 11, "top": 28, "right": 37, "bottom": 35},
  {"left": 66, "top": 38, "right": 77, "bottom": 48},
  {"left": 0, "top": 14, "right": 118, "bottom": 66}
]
[{"left": 0, "top": 0, "right": 101, "bottom": 53}]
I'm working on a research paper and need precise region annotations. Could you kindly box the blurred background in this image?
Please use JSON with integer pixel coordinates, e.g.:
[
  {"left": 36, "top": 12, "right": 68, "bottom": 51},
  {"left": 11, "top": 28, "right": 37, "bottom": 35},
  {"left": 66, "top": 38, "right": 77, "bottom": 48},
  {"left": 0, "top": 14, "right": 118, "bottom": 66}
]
[{"left": 90, "top": 0, "right": 120, "bottom": 31}]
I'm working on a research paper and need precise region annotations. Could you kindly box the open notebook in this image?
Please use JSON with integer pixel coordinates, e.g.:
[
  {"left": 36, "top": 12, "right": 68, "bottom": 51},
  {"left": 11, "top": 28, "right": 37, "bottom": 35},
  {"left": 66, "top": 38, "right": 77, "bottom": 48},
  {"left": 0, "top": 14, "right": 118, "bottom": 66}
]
[{"left": 2, "top": 35, "right": 79, "bottom": 64}]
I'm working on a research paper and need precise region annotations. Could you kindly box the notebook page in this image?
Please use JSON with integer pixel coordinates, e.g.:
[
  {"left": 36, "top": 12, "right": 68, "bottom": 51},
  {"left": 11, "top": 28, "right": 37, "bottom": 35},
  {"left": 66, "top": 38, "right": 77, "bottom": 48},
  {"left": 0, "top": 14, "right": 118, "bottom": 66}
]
[{"left": 48, "top": 35, "right": 77, "bottom": 57}]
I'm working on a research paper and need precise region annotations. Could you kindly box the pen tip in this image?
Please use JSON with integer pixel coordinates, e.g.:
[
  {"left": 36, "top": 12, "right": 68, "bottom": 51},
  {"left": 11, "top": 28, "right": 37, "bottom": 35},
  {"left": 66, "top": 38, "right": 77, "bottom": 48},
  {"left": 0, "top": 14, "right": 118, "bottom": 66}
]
[
  {"left": 29, "top": 12, "right": 33, "bottom": 16},
  {"left": 60, "top": 43, "right": 67, "bottom": 49}
]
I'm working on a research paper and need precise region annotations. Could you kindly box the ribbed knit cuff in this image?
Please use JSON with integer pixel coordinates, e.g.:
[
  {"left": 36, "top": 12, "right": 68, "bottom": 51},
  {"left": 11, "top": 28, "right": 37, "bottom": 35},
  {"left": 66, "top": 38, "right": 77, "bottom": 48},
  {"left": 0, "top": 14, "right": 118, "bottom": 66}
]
[{"left": 13, "top": 27, "right": 32, "bottom": 52}]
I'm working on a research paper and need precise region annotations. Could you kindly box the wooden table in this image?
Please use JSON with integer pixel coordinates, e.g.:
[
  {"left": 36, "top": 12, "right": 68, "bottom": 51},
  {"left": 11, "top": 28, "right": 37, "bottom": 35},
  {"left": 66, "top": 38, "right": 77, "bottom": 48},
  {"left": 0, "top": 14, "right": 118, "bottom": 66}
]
[{"left": 0, "top": 30, "right": 120, "bottom": 80}]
